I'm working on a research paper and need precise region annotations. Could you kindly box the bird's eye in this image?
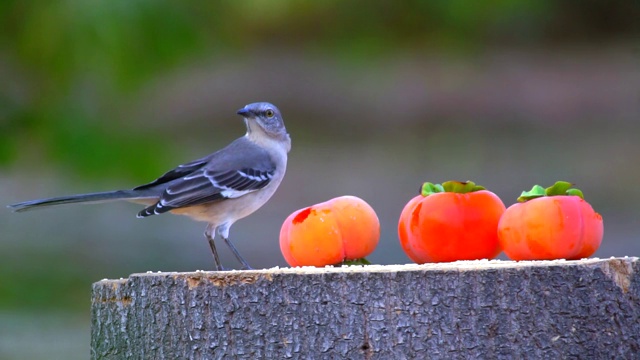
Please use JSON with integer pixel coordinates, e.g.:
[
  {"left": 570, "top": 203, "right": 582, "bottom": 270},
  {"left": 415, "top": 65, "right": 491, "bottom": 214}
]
[{"left": 265, "top": 109, "right": 275, "bottom": 118}]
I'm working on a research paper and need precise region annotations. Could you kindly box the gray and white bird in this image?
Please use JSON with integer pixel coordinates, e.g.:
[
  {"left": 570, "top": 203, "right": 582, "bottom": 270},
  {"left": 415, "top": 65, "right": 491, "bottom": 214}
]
[{"left": 8, "top": 102, "right": 291, "bottom": 271}]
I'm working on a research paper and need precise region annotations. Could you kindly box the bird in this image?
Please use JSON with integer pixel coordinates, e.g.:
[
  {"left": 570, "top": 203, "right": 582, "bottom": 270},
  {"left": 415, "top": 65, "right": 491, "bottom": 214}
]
[{"left": 8, "top": 102, "right": 291, "bottom": 271}]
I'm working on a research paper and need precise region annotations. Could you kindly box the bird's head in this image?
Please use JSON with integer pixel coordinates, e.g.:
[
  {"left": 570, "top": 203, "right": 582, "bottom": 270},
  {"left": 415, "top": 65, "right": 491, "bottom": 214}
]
[{"left": 237, "top": 102, "right": 288, "bottom": 140}]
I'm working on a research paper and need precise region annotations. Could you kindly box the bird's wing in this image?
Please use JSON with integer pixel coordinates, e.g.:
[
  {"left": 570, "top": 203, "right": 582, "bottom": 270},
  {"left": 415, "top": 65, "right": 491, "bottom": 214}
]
[
  {"left": 132, "top": 157, "right": 210, "bottom": 191},
  {"left": 137, "top": 138, "right": 275, "bottom": 217}
]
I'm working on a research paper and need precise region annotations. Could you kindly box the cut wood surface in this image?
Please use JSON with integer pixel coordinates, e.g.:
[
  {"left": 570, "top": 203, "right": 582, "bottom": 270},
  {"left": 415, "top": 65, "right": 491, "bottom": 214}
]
[{"left": 91, "top": 257, "right": 640, "bottom": 359}]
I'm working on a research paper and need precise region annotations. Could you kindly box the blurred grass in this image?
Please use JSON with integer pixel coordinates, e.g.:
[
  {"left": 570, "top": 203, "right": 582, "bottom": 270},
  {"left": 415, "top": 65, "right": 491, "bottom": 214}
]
[
  {"left": 2, "top": 0, "right": 638, "bottom": 174},
  {"left": 0, "top": 311, "right": 88, "bottom": 360},
  {"left": 0, "top": 251, "right": 92, "bottom": 310}
]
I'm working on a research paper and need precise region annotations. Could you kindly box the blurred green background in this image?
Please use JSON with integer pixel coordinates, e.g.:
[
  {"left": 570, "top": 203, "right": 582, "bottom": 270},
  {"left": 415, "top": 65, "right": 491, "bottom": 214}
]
[{"left": 1, "top": 1, "right": 639, "bottom": 358}]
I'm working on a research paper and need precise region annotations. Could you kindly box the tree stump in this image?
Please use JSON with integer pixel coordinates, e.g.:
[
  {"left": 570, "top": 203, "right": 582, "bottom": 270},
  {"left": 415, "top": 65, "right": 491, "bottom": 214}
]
[{"left": 91, "top": 257, "right": 640, "bottom": 359}]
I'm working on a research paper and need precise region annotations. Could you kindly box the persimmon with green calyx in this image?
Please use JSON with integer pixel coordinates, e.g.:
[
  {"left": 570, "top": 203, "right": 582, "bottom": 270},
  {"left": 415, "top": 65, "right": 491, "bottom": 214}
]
[
  {"left": 497, "top": 181, "right": 603, "bottom": 261},
  {"left": 279, "top": 196, "right": 380, "bottom": 267},
  {"left": 398, "top": 180, "right": 506, "bottom": 263}
]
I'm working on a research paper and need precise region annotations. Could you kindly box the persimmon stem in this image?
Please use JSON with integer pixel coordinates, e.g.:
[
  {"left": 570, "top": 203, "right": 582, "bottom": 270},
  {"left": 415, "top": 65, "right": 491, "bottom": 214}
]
[
  {"left": 517, "top": 181, "right": 585, "bottom": 202},
  {"left": 421, "top": 180, "right": 485, "bottom": 197}
]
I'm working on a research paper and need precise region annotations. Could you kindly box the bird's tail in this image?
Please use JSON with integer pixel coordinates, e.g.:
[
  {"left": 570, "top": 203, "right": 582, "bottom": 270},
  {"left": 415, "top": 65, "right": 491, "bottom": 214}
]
[{"left": 7, "top": 190, "right": 155, "bottom": 212}]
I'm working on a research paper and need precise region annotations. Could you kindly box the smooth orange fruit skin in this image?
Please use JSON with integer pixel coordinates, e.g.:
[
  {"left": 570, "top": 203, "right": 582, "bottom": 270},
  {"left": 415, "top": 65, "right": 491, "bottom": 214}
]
[
  {"left": 328, "top": 196, "right": 380, "bottom": 260},
  {"left": 497, "top": 196, "right": 603, "bottom": 261},
  {"left": 279, "top": 207, "right": 344, "bottom": 267},
  {"left": 398, "top": 190, "right": 506, "bottom": 263},
  {"left": 398, "top": 195, "right": 425, "bottom": 263},
  {"left": 279, "top": 196, "right": 380, "bottom": 267}
]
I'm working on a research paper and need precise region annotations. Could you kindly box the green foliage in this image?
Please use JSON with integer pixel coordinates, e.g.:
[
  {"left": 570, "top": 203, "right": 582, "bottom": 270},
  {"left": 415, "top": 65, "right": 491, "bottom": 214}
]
[
  {"left": 0, "top": 252, "right": 92, "bottom": 310},
  {"left": 7, "top": 0, "right": 633, "bottom": 180},
  {"left": 1, "top": 0, "right": 211, "bottom": 177},
  {"left": 0, "top": 0, "right": 634, "bottom": 184},
  {"left": 4, "top": 0, "right": 204, "bottom": 90}
]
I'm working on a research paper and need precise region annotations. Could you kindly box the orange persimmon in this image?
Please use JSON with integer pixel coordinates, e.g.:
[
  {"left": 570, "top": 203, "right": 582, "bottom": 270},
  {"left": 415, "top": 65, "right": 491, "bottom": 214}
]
[
  {"left": 398, "top": 181, "right": 506, "bottom": 263},
  {"left": 498, "top": 181, "right": 603, "bottom": 260},
  {"left": 279, "top": 196, "right": 380, "bottom": 267}
]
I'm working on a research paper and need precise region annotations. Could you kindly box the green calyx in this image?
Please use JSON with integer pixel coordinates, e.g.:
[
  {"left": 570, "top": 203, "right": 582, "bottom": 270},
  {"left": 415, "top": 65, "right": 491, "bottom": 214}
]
[
  {"left": 338, "top": 258, "right": 372, "bottom": 266},
  {"left": 421, "top": 180, "right": 486, "bottom": 197},
  {"left": 517, "top": 181, "right": 584, "bottom": 202}
]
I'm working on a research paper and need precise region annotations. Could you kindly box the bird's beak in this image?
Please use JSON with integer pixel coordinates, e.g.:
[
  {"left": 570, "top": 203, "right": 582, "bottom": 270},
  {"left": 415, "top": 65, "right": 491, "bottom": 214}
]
[{"left": 236, "top": 107, "right": 252, "bottom": 117}]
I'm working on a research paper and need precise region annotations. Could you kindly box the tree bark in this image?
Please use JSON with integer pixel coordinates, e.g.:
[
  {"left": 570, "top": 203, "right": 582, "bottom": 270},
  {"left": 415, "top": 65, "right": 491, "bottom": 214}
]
[{"left": 91, "top": 257, "right": 640, "bottom": 359}]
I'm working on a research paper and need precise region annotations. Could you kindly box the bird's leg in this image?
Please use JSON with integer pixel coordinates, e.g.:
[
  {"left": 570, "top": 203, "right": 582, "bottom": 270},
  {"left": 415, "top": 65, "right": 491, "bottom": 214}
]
[
  {"left": 204, "top": 224, "right": 224, "bottom": 271},
  {"left": 217, "top": 224, "right": 253, "bottom": 270},
  {"left": 223, "top": 236, "right": 253, "bottom": 270}
]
